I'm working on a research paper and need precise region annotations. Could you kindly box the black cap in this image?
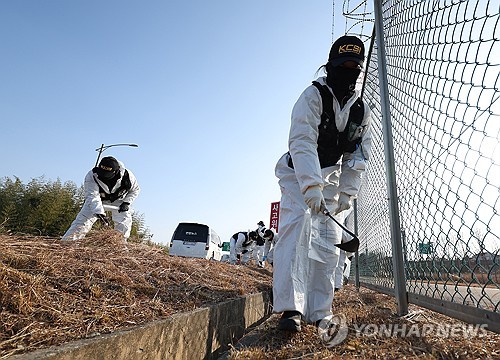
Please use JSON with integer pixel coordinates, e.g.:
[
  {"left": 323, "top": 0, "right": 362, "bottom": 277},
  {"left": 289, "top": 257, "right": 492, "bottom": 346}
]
[
  {"left": 96, "top": 156, "right": 119, "bottom": 180},
  {"left": 257, "top": 221, "right": 265, "bottom": 227},
  {"left": 328, "top": 35, "right": 365, "bottom": 67}
]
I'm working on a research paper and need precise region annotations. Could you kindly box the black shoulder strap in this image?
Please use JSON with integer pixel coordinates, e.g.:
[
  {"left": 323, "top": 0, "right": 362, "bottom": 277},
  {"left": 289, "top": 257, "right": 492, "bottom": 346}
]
[
  {"left": 287, "top": 82, "right": 335, "bottom": 170},
  {"left": 121, "top": 170, "right": 131, "bottom": 191},
  {"left": 312, "top": 81, "right": 334, "bottom": 124}
]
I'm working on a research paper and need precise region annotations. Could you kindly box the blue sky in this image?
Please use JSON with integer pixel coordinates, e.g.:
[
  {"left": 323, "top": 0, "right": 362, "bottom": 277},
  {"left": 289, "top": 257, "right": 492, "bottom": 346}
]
[{"left": 0, "top": 1, "right": 351, "bottom": 245}]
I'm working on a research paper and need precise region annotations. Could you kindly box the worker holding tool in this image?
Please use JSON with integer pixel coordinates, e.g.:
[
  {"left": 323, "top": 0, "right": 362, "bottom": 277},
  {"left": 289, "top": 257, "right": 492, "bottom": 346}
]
[
  {"left": 229, "top": 231, "right": 259, "bottom": 265},
  {"left": 272, "top": 35, "right": 372, "bottom": 332},
  {"left": 61, "top": 156, "right": 140, "bottom": 241}
]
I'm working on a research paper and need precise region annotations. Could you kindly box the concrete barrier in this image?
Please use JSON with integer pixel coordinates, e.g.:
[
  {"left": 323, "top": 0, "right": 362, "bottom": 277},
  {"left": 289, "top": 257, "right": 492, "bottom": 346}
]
[{"left": 10, "top": 291, "right": 272, "bottom": 360}]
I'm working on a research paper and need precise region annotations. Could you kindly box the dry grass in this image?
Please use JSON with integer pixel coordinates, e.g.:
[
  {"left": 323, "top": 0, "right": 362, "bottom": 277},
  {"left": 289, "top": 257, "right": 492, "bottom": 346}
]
[
  {"left": 0, "top": 231, "right": 272, "bottom": 358},
  {"left": 1, "top": 231, "right": 499, "bottom": 359},
  {"left": 227, "top": 286, "right": 500, "bottom": 360}
]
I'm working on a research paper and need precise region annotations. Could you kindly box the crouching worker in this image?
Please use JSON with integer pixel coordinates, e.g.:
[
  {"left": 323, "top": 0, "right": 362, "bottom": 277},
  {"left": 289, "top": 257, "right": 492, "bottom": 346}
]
[
  {"left": 62, "top": 156, "right": 140, "bottom": 241},
  {"left": 229, "top": 231, "right": 258, "bottom": 265},
  {"left": 272, "top": 35, "right": 372, "bottom": 332}
]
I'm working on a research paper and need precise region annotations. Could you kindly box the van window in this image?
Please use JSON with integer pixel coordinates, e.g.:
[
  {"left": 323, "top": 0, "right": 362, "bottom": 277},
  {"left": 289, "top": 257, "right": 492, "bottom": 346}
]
[{"left": 173, "top": 223, "right": 209, "bottom": 243}]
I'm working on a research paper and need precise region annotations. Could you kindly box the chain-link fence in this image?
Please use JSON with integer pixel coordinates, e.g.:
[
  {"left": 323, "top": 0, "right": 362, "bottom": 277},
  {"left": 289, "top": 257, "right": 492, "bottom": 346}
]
[{"left": 337, "top": 0, "right": 500, "bottom": 332}]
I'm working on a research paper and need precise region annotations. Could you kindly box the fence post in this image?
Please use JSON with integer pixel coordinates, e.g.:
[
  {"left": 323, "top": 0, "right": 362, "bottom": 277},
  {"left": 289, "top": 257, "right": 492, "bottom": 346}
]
[
  {"left": 354, "top": 199, "right": 360, "bottom": 290},
  {"left": 372, "top": 0, "right": 408, "bottom": 315}
]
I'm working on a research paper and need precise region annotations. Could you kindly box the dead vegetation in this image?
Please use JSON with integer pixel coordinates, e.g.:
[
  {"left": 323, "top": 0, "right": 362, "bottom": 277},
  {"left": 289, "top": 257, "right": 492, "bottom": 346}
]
[
  {"left": 227, "top": 286, "right": 500, "bottom": 359},
  {"left": 1, "top": 231, "right": 499, "bottom": 359},
  {"left": 0, "top": 231, "right": 272, "bottom": 358}
]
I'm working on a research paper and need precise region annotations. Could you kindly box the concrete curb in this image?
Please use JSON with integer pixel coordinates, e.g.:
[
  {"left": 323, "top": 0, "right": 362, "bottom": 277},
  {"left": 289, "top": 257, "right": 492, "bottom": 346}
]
[
  {"left": 217, "top": 313, "right": 280, "bottom": 360},
  {"left": 10, "top": 291, "right": 272, "bottom": 360}
]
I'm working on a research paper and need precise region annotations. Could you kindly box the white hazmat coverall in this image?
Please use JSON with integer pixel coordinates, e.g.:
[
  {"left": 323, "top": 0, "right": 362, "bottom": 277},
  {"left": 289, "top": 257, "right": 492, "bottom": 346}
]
[
  {"left": 254, "top": 243, "right": 265, "bottom": 266},
  {"left": 335, "top": 210, "right": 355, "bottom": 290},
  {"left": 273, "top": 76, "right": 371, "bottom": 323},
  {"left": 230, "top": 232, "right": 252, "bottom": 264},
  {"left": 265, "top": 235, "right": 277, "bottom": 265},
  {"left": 62, "top": 161, "right": 140, "bottom": 240},
  {"left": 241, "top": 242, "right": 254, "bottom": 264},
  {"left": 263, "top": 234, "right": 274, "bottom": 263},
  {"left": 335, "top": 250, "right": 353, "bottom": 289},
  {"left": 254, "top": 225, "right": 266, "bottom": 265}
]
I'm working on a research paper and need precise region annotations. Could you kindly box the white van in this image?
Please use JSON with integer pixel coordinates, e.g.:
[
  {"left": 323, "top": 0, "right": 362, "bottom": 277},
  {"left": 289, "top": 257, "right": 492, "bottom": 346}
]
[{"left": 169, "top": 222, "right": 223, "bottom": 261}]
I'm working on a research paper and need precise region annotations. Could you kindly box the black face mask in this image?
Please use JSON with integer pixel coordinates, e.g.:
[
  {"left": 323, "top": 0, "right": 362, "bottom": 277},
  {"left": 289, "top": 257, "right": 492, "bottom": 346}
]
[
  {"left": 99, "top": 170, "right": 120, "bottom": 186},
  {"left": 326, "top": 64, "right": 361, "bottom": 93}
]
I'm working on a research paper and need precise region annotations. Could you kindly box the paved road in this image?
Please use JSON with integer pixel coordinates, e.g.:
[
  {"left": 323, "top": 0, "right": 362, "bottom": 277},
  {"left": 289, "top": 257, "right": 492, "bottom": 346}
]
[
  {"left": 408, "top": 281, "right": 499, "bottom": 311},
  {"left": 360, "top": 277, "right": 499, "bottom": 311}
]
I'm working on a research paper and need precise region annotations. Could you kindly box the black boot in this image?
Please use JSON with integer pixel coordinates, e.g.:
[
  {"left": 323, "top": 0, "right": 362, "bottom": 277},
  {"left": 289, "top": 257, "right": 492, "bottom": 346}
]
[{"left": 278, "top": 311, "right": 302, "bottom": 332}]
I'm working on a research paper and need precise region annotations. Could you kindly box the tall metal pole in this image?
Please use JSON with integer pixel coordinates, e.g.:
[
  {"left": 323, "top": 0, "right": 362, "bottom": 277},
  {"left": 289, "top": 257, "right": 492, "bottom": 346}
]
[
  {"left": 95, "top": 144, "right": 105, "bottom": 167},
  {"left": 373, "top": 0, "right": 408, "bottom": 315},
  {"left": 354, "top": 199, "right": 360, "bottom": 290}
]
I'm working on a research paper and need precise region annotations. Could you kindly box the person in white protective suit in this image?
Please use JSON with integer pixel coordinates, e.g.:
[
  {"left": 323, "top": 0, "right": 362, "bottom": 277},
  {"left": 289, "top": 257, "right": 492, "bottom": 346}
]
[
  {"left": 229, "top": 231, "right": 259, "bottom": 265},
  {"left": 262, "top": 229, "right": 275, "bottom": 267},
  {"left": 272, "top": 35, "right": 372, "bottom": 332},
  {"left": 254, "top": 233, "right": 267, "bottom": 267},
  {"left": 256, "top": 220, "right": 266, "bottom": 236},
  {"left": 264, "top": 230, "right": 278, "bottom": 267},
  {"left": 254, "top": 221, "right": 267, "bottom": 267},
  {"left": 62, "top": 156, "right": 140, "bottom": 241}
]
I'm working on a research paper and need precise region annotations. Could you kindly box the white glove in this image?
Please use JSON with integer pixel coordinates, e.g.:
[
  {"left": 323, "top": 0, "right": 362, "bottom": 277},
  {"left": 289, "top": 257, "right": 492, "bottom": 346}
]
[
  {"left": 304, "top": 185, "right": 326, "bottom": 214},
  {"left": 333, "top": 192, "right": 352, "bottom": 215}
]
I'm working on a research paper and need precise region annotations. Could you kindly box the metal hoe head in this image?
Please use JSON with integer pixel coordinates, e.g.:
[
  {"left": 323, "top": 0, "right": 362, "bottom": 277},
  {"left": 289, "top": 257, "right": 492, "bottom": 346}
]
[
  {"left": 335, "top": 237, "right": 360, "bottom": 253},
  {"left": 322, "top": 209, "right": 360, "bottom": 253}
]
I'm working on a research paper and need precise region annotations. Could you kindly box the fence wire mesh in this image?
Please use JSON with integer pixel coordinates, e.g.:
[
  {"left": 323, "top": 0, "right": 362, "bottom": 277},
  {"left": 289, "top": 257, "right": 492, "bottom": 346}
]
[{"left": 339, "top": 0, "right": 500, "bottom": 324}]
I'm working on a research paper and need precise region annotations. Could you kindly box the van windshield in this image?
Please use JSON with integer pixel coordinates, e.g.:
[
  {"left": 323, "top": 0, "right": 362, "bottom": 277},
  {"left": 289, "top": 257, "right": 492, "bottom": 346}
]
[{"left": 173, "top": 223, "right": 209, "bottom": 243}]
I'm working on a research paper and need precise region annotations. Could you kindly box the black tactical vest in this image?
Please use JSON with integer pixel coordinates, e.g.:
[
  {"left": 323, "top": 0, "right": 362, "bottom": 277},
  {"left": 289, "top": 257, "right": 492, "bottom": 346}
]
[
  {"left": 93, "top": 169, "right": 132, "bottom": 203},
  {"left": 232, "top": 232, "right": 246, "bottom": 241},
  {"left": 288, "top": 81, "right": 365, "bottom": 169},
  {"left": 255, "top": 235, "right": 266, "bottom": 246}
]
